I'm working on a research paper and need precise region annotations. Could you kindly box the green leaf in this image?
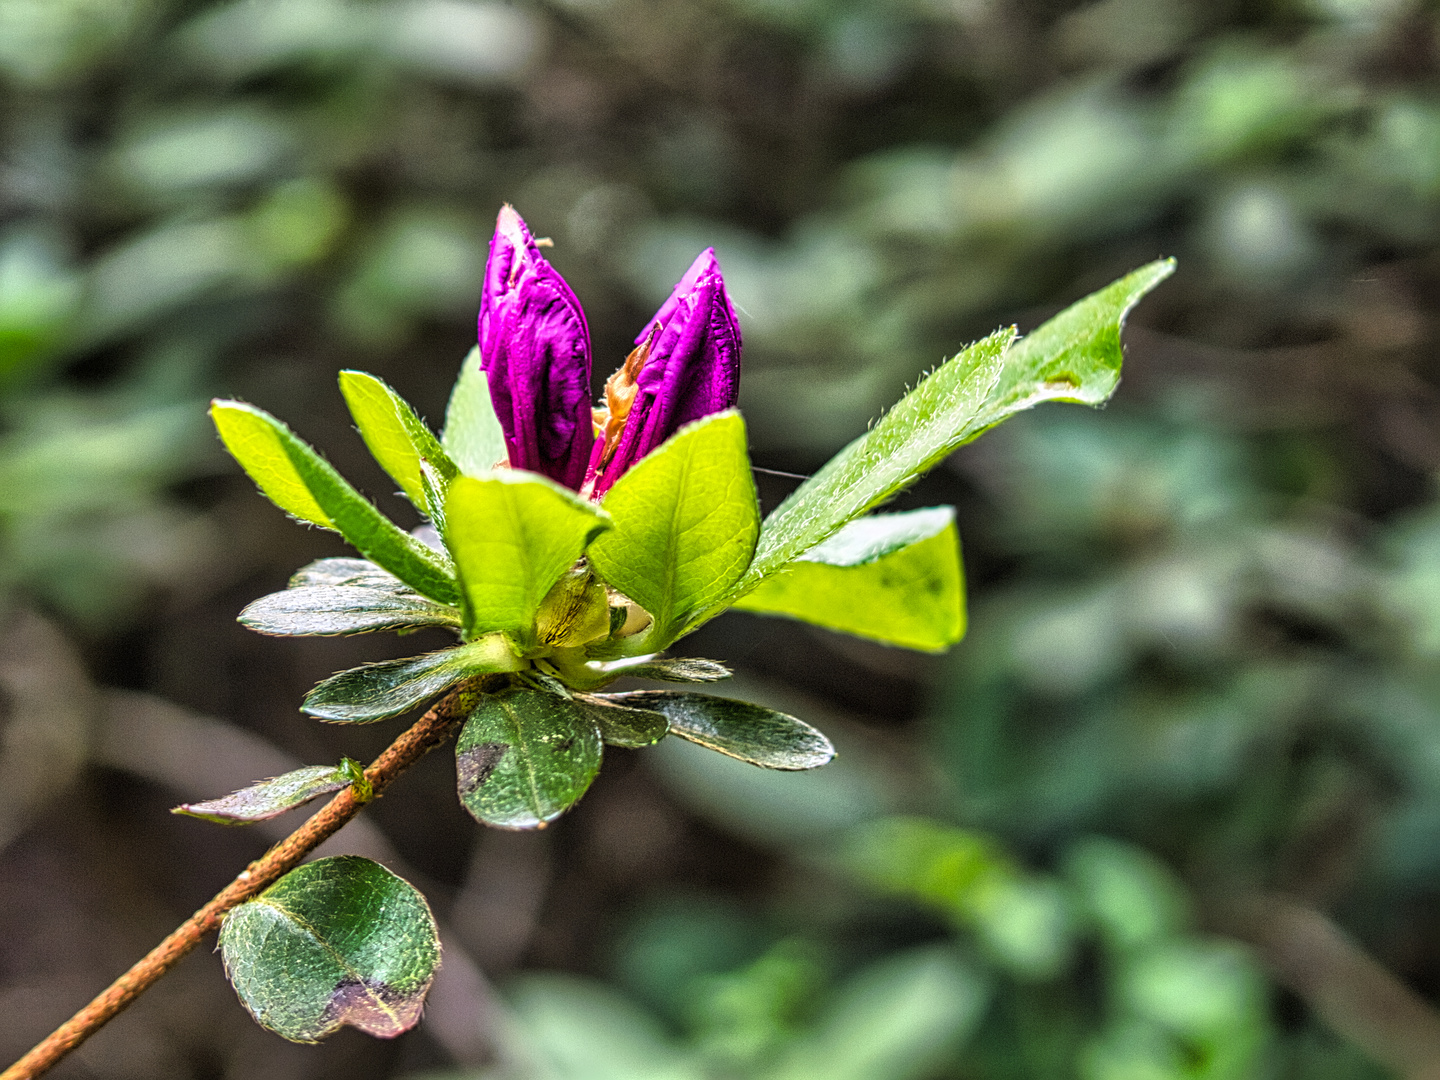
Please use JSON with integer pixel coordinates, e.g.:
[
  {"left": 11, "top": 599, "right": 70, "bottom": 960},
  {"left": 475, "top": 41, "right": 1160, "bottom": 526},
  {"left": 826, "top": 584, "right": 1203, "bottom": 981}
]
[
  {"left": 733, "top": 507, "right": 965, "bottom": 652},
  {"left": 455, "top": 686, "right": 603, "bottom": 829},
  {"left": 338, "top": 370, "right": 458, "bottom": 515},
  {"left": 173, "top": 759, "right": 368, "bottom": 824},
  {"left": 442, "top": 345, "right": 507, "bottom": 476},
  {"left": 302, "top": 638, "right": 521, "bottom": 722},
  {"left": 739, "top": 330, "right": 1010, "bottom": 591},
  {"left": 601, "top": 691, "right": 834, "bottom": 770},
  {"left": 289, "top": 557, "right": 397, "bottom": 588},
  {"left": 444, "top": 472, "right": 611, "bottom": 647},
  {"left": 240, "top": 585, "right": 461, "bottom": 636},
  {"left": 574, "top": 694, "right": 670, "bottom": 748},
  {"left": 418, "top": 458, "right": 450, "bottom": 536},
  {"left": 211, "top": 400, "right": 459, "bottom": 605},
  {"left": 591, "top": 655, "right": 733, "bottom": 684},
  {"left": 219, "top": 855, "right": 440, "bottom": 1042},
  {"left": 587, "top": 411, "right": 759, "bottom": 645},
  {"left": 967, "top": 259, "right": 1176, "bottom": 436},
  {"left": 740, "top": 259, "right": 1173, "bottom": 594}
]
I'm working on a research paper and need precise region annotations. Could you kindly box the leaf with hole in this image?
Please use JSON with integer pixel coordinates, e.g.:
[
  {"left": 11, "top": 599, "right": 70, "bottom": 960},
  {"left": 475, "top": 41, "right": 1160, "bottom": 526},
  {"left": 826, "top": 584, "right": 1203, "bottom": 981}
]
[
  {"left": 339, "top": 370, "right": 457, "bottom": 516},
  {"left": 442, "top": 345, "right": 507, "bottom": 477},
  {"left": 455, "top": 686, "right": 603, "bottom": 829},
  {"left": 587, "top": 411, "right": 759, "bottom": 646},
  {"left": 303, "top": 639, "right": 521, "bottom": 722},
  {"left": 734, "top": 507, "right": 964, "bottom": 652},
  {"left": 601, "top": 691, "right": 834, "bottom": 770},
  {"left": 240, "top": 585, "right": 461, "bottom": 636},
  {"left": 444, "top": 472, "right": 610, "bottom": 647},
  {"left": 173, "top": 759, "right": 369, "bottom": 824},
  {"left": 211, "top": 400, "right": 458, "bottom": 605},
  {"left": 219, "top": 856, "right": 440, "bottom": 1043}
]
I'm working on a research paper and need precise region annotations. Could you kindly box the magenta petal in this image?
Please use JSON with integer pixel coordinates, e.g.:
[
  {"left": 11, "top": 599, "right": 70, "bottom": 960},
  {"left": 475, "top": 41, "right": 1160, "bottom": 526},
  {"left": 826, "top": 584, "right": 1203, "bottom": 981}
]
[
  {"left": 478, "top": 207, "right": 594, "bottom": 490},
  {"left": 594, "top": 249, "right": 741, "bottom": 498}
]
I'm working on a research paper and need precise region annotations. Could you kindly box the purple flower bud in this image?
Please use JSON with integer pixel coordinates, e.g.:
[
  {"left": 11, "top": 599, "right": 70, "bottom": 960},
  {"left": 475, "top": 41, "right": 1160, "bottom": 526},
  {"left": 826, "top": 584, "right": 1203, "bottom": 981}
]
[
  {"left": 479, "top": 206, "right": 594, "bottom": 490},
  {"left": 586, "top": 248, "right": 741, "bottom": 498}
]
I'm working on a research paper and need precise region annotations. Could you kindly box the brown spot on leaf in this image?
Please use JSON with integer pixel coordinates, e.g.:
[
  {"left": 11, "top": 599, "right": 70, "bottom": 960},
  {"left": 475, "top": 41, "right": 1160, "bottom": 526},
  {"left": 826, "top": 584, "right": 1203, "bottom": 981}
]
[{"left": 457, "top": 741, "right": 508, "bottom": 794}]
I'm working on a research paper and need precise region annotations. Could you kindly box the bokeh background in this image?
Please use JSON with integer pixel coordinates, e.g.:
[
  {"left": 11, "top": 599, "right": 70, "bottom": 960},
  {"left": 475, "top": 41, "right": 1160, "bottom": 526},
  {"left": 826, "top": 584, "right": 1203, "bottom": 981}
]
[{"left": 4, "top": 0, "right": 1440, "bottom": 1077}]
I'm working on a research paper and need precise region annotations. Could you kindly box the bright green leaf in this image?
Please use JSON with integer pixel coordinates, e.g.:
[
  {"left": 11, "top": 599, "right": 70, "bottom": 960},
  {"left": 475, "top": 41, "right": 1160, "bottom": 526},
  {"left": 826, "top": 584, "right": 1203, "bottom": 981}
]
[
  {"left": 444, "top": 472, "right": 610, "bottom": 647},
  {"left": 338, "top": 370, "right": 458, "bottom": 515},
  {"left": 418, "top": 458, "right": 449, "bottom": 535},
  {"left": 173, "top": 759, "right": 368, "bottom": 824},
  {"left": 733, "top": 507, "right": 964, "bottom": 652},
  {"left": 739, "top": 330, "right": 1010, "bottom": 592},
  {"left": 442, "top": 345, "right": 507, "bottom": 476},
  {"left": 240, "top": 585, "right": 461, "bottom": 636},
  {"left": 302, "top": 638, "right": 521, "bottom": 722},
  {"left": 210, "top": 400, "right": 459, "bottom": 605},
  {"left": 219, "top": 856, "right": 440, "bottom": 1042},
  {"left": 588, "top": 412, "right": 759, "bottom": 645},
  {"left": 602, "top": 691, "right": 834, "bottom": 770},
  {"left": 455, "top": 686, "right": 603, "bottom": 829},
  {"left": 740, "top": 259, "right": 1172, "bottom": 595},
  {"left": 966, "top": 259, "right": 1176, "bottom": 436},
  {"left": 574, "top": 694, "right": 670, "bottom": 748}
]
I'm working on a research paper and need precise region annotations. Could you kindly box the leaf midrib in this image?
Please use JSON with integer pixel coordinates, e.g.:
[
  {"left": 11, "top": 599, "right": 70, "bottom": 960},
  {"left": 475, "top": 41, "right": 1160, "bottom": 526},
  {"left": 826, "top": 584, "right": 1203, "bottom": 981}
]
[{"left": 251, "top": 897, "right": 405, "bottom": 1031}]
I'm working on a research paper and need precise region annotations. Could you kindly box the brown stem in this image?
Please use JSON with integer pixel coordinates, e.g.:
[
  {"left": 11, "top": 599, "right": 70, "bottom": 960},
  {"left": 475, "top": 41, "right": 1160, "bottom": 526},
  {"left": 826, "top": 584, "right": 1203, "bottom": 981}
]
[
  {"left": 1, "top": 686, "right": 478, "bottom": 1080},
  {"left": 1218, "top": 891, "right": 1440, "bottom": 1080}
]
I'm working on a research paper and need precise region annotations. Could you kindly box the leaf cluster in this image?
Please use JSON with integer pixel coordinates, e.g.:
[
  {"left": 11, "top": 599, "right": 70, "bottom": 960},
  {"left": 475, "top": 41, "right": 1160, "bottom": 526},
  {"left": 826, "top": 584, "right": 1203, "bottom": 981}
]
[{"left": 198, "top": 259, "right": 1169, "bottom": 1043}]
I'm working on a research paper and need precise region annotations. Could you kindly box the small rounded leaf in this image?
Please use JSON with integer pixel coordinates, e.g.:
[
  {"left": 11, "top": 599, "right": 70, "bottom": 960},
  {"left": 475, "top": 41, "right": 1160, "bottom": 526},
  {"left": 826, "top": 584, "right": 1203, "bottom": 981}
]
[
  {"left": 456, "top": 686, "right": 602, "bottom": 829},
  {"left": 601, "top": 690, "right": 834, "bottom": 770},
  {"left": 219, "top": 856, "right": 440, "bottom": 1043}
]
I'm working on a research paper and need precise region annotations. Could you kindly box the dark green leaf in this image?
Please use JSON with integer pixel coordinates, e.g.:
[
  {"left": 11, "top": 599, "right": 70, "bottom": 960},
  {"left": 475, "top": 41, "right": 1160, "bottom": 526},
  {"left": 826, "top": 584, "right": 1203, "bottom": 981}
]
[
  {"left": 455, "top": 686, "right": 603, "bottom": 829},
  {"left": 601, "top": 691, "right": 834, "bottom": 770},
  {"left": 339, "top": 370, "right": 458, "bottom": 515},
  {"left": 239, "top": 585, "right": 461, "bottom": 636},
  {"left": 441, "top": 345, "right": 507, "bottom": 476},
  {"left": 574, "top": 694, "right": 669, "bottom": 748},
  {"left": 444, "top": 472, "right": 610, "bottom": 647},
  {"left": 211, "top": 400, "right": 459, "bottom": 605},
  {"left": 733, "top": 508, "right": 965, "bottom": 652},
  {"left": 588, "top": 412, "right": 759, "bottom": 645},
  {"left": 219, "top": 856, "right": 440, "bottom": 1042},
  {"left": 303, "top": 638, "right": 521, "bottom": 722},
  {"left": 173, "top": 759, "right": 368, "bottom": 824}
]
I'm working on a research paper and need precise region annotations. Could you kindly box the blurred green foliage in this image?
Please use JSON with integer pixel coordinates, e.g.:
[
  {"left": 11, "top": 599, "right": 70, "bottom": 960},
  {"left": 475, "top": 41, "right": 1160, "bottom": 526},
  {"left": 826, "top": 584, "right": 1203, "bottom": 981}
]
[{"left": 6, "top": 0, "right": 1440, "bottom": 1076}]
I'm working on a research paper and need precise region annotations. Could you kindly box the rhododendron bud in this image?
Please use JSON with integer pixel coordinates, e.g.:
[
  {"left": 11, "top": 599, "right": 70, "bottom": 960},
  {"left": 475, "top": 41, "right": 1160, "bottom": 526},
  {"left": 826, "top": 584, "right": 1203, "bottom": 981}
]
[
  {"left": 585, "top": 248, "right": 741, "bottom": 498},
  {"left": 479, "top": 206, "right": 594, "bottom": 490}
]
